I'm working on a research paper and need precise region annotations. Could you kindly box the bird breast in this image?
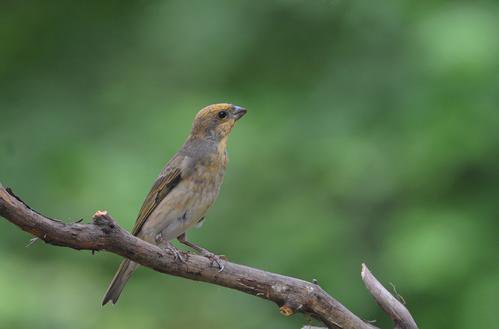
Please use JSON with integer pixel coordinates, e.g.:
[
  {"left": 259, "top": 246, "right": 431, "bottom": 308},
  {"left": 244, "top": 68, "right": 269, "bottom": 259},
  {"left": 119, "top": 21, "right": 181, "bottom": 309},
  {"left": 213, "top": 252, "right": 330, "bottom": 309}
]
[{"left": 139, "top": 161, "right": 226, "bottom": 243}]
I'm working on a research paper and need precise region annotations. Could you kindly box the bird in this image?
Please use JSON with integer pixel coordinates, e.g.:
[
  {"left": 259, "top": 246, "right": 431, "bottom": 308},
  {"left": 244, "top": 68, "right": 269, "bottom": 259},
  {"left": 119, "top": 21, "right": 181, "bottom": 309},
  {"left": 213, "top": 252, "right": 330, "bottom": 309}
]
[{"left": 101, "top": 103, "right": 247, "bottom": 305}]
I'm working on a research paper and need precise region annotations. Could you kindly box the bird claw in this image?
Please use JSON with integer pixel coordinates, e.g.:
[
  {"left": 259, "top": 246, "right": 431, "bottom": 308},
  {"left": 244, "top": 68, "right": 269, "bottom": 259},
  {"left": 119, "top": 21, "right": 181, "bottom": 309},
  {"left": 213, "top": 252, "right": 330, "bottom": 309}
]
[
  {"left": 167, "top": 245, "right": 186, "bottom": 263},
  {"left": 202, "top": 252, "right": 225, "bottom": 272}
]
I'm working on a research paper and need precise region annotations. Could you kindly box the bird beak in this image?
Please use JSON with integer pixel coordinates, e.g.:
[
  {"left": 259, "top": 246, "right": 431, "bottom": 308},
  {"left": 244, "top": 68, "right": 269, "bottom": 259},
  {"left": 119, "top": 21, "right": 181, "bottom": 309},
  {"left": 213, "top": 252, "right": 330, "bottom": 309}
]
[{"left": 233, "top": 105, "right": 247, "bottom": 120}]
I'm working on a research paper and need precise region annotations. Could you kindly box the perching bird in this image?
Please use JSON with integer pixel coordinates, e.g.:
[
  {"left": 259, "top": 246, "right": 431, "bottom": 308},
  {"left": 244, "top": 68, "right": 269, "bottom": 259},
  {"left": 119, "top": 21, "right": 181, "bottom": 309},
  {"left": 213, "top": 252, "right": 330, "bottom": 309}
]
[{"left": 101, "top": 103, "right": 247, "bottom": 305}]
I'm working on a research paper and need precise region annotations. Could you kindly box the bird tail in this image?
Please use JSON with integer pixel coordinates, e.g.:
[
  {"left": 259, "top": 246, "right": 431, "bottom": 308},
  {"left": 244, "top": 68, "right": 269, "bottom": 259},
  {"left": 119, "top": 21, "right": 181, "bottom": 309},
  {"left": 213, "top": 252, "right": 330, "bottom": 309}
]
[{"left": 101, "top": 259, "right": 138, "bottom": 305}]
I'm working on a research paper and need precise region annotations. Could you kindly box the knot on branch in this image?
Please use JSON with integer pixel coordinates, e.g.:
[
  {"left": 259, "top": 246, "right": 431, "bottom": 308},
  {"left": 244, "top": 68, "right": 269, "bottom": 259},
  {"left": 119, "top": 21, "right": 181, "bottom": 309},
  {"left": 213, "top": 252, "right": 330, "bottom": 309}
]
[
  {"left": 279, "top": 304, "right": 296, "bottom": 316},
  {"left": 279, "top": 299, "right": 304, "bottom": 318},
  {"left": 92, "top": 210, "right": 117, "bottom": 234}
]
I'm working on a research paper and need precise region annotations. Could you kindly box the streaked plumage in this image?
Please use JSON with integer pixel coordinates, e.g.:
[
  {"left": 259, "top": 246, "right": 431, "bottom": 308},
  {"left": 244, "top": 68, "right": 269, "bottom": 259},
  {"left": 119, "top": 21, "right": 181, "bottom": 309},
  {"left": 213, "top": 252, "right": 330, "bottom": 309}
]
[{"left": 102, "top": 103, "right": 247, "bottom": 305}]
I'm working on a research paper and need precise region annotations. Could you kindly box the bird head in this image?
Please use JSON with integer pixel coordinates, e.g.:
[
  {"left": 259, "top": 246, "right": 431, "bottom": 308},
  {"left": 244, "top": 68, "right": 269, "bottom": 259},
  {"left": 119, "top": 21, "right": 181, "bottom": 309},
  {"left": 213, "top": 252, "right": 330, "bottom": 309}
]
[{"left": 191, "top": 103, "right": 247, "bottom": 141}]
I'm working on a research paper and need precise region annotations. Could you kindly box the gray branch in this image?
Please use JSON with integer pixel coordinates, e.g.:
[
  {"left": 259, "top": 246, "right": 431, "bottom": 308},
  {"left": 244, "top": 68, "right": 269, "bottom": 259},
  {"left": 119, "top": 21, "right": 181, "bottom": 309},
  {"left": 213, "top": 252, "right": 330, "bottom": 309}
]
[
  {"left": 0, "top": 183, "right": 417, "bottom": 329},
  {"left": 361, "top": 264, "right": 418, "bottom": 329}
]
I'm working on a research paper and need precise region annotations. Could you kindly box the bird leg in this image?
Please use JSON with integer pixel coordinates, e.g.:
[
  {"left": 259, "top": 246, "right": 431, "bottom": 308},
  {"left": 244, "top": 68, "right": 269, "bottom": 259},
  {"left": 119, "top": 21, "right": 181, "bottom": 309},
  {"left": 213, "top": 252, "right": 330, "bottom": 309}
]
[
  {"left": 166, "top": 241, "right": 186, "bottom": 263},
  {"left": 177, "top": 233, "right": 225, "bottom": 272},
  {"left": 155, "top": 232, "right": 185, "bottom": 263}
]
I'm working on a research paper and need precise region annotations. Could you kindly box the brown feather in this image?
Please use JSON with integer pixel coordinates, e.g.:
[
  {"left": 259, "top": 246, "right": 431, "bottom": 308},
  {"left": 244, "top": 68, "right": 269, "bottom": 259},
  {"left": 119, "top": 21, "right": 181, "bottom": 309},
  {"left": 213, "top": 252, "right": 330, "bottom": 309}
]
[{"left": 131, "top": 167, "right": 182, "bottom": 236}]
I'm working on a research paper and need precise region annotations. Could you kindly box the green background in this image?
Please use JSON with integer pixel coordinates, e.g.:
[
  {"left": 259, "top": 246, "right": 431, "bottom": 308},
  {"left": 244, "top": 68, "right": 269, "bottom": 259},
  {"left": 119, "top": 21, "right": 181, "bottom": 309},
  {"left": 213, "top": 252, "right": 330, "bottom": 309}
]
[{"left": 1, "top": 1, "right": 498, "bottom": 328}]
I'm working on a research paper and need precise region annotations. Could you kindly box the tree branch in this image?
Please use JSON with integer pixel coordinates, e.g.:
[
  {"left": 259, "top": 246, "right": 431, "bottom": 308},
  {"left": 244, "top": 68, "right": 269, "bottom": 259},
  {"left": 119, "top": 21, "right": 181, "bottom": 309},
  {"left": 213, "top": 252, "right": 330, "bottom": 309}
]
[
  {"left": 361, "top": 264, "right": 418, "bottom": 329},
  {"left": 0, "top": 183, "right": 417, "bottom": 329}
]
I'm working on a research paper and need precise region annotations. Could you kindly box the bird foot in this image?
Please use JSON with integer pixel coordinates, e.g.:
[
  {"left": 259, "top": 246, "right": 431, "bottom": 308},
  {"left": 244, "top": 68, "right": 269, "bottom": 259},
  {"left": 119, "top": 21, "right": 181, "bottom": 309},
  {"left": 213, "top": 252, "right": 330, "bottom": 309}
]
[
  {"left": 200, "top": 251, "right": 226, "bottom": 272},
  {"left": 167, "top": 245, "right": 186, "bottom": 263}
]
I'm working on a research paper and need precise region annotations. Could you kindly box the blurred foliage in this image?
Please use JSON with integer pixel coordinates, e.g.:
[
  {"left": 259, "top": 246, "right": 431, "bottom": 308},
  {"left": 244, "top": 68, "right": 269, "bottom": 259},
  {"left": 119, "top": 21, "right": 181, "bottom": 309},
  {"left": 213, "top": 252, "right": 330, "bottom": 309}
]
[{"left": 1, "top": 1, "right": 498, "bottom": 328}]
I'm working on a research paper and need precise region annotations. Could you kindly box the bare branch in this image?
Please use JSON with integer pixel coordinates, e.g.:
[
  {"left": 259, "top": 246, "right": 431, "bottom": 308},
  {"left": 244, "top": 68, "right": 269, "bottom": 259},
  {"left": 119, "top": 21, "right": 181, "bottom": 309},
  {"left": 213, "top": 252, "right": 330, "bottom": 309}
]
[
  {"left": 0, "top": 183, "right": 416, "bottom": 329},
  {"left": 361, "top": 264, "right": 418, "bottom": 329}
]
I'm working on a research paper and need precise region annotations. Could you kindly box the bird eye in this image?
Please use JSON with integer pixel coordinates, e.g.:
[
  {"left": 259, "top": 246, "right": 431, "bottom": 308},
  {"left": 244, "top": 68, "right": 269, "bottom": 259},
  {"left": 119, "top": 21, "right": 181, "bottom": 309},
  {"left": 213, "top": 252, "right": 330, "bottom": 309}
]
[{"left": 218, "top": 111, "right": 228, "bottom": 119}]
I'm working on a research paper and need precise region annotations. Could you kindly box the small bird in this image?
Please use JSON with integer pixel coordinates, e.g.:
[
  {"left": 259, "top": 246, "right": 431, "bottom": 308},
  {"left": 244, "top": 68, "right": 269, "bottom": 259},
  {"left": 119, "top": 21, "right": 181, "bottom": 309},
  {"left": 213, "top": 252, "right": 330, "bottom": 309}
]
[{"left": 101, "top": 103, "right": 247, "bottom": 305}]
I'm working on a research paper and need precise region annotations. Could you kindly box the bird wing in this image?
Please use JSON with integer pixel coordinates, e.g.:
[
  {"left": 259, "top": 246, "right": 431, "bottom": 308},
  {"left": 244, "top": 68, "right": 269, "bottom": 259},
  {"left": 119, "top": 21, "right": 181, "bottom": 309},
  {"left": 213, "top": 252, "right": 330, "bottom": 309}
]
[{"left": 131, "top": 166, "right": 182, "bottom": 236}]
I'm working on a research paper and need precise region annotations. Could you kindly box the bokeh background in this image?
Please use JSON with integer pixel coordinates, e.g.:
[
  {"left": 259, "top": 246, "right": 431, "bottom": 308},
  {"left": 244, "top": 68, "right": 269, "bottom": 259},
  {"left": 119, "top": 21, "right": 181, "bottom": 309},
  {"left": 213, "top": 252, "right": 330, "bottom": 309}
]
[{"left": 1, "top": 1, "right": 498, "bottom": 328}]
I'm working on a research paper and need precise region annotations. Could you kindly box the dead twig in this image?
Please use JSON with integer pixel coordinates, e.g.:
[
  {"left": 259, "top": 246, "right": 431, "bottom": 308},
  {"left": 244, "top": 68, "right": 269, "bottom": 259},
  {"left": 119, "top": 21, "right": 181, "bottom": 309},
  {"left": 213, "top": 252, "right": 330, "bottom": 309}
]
[{"left": 361, "top": 264, "right": 418, "bottom": 329}]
